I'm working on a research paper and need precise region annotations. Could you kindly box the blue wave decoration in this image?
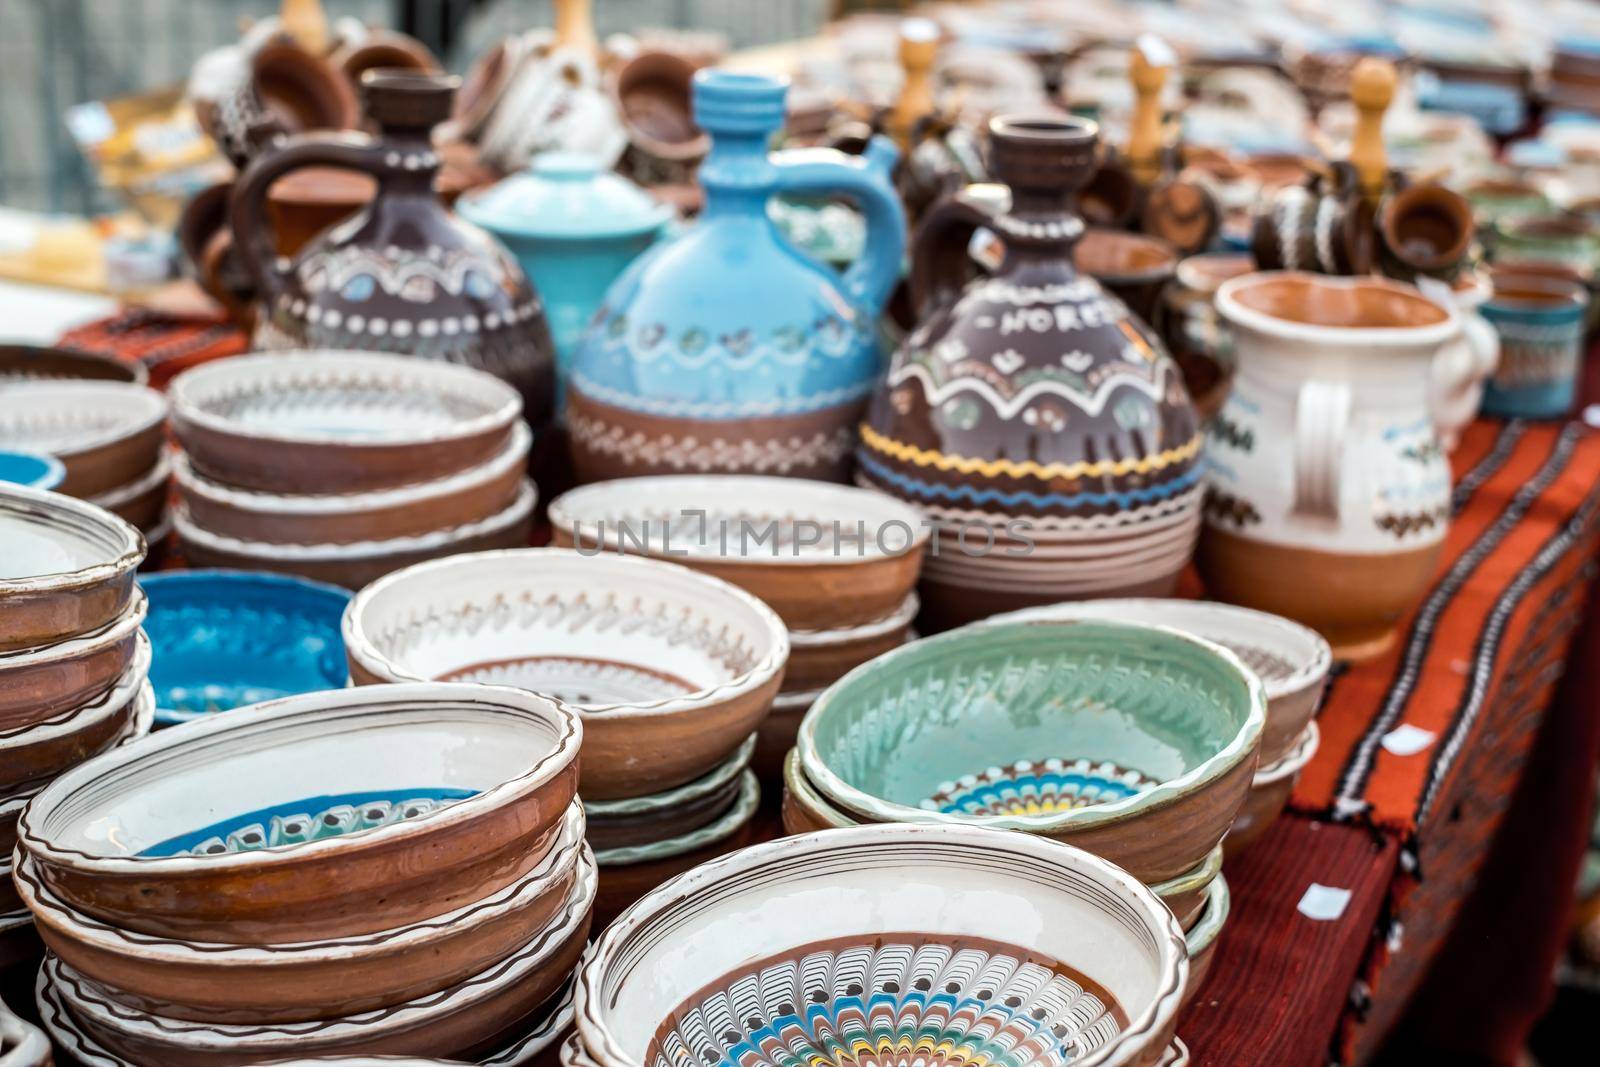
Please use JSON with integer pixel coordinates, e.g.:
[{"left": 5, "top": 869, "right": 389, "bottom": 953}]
[{"left": 857, "top": 454, "right": 1204, "bottom": 509}]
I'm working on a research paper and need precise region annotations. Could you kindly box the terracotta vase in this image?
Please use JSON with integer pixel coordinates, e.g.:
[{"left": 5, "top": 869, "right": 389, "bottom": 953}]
[
  {"left": 1198, "top": 272, "right": 1460, "bottom": 660},
  {"left": 229, "top": 70, "right": 558, "bottom": 439},
  {"left": 857, "top": 115, "right": 1203, "bottom": 632}
]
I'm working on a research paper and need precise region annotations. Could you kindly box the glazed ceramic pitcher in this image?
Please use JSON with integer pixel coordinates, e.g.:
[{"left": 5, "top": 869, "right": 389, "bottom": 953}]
[
  {"left": 566, "top": 70, "right": 906, "bottom": 482},
  {"left": 1198, "top": 272, "right": 1460, "bottom": 660}
]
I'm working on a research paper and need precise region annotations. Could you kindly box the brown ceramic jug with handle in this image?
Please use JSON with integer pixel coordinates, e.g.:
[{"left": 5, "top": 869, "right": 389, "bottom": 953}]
[{"left": 229, "top": 69, "right": 557, "bottom": 440}]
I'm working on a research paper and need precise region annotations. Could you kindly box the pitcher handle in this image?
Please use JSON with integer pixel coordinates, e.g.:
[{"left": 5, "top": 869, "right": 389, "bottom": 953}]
[
  {"left": 228, "top": 131, "right": 384, "bottom": 301},
  {"left": 908, "top": 188, "right": 1001, "bottom": 320},
  {"left": 1293, "top": 379, "right": 1350, "bottom": 520},
  {"left": 770, "top": 135, "right": 907, "bottom": 316}
]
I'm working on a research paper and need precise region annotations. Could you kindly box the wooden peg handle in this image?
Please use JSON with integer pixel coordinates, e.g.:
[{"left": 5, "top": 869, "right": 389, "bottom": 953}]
[
  {"left": 891, "top": 19, "right": 940, "bottom": 148},
  {"left": 1349, "top": 56, "right": 1396, "bottom": 204},
  {"left": 1128, "top": 42, "right": 1169, "bottom": 187},
  {"left": 554, "top": 0, "right": 599, "bottom": 60}
]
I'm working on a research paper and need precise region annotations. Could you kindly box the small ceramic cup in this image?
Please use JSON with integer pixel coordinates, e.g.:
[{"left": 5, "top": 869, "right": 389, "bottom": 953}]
[
  {"left": 1377, "top": 182, "right": 1474, "bottom": 282},
  {"left": 1492, "top": 212, "right": 1600, "bottom": 278},
  {"left": 1479, "top": 270, "right": 1590, "bottom": 418}
]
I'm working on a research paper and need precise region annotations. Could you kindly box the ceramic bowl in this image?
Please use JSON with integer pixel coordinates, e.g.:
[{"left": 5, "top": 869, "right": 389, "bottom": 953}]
[
  {"left": 0, "top": 988, "right": 50, "bottom": 1067},
  {"left": 0, "top": 590, "right": 148, "bottom": 731},
  {"left": 0, "top": 631, "right": 150, "bottom": 791},
  {"left": 18, "top": 682, "right": 581, "bottom": 944},
  {"left": 0, "top": 382, "right": 167, "bottom": 498},
  {"left": 990, "top": 599, "right": 1331, "bottom": 766},
  {"left": 575, "top": 824, "right": 1188, "bottom": 1067},
  {"left": 0, "top": 451, "right": 65, "bottom": 491},
  {"left": 0, "top": 483, "right": 145, "bottom": 653},
  {"left": 0, "top": 343, "right": 147, "bottom": 386},
  {"left": 783, "top": 593, "right": 917, "bottom": 691},
  {"left": 87, "top": 451, "right": 170, "bottom": 532},
  {"left": 174, "top": 479, "right": 537, "bottom": 590},
  {"left": 1181, "top": 874, "right": 1229, "bottom": 1007},
  {"left": 41, "top": 849, "right": 593, "bottom": 1064},
  {"left": 796, "top": 619, "right": 1265, "bottom": 883},
  {"left": 174, "top": 420, "right": 531, "bottom": 544},
  {"left": 344, "top": 549, "right": 789, "bottom": 800},
  {"left": 1226, "top": 720, "right": 1320, "bottom": 856},
  {"left": 584, "top": 735, "right": 755, "bottom": 852},
  {"left": 548, "top": 476, "right": 928, "bottom": 631},
  {"left": 138, "top": 570, "right": 352, "bottom": 726},
  {"left": 168, "top": 352, "right": 523, "bottom": 494},
  {"left": 753, "top": 685, "right": 821, "bottom": 783},
  {"left": 15, "top": 802, "right": 588, "bottom": 1023}
]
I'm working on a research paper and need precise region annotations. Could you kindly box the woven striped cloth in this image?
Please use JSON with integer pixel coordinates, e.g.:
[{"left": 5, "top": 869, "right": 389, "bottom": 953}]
[{"left": 57, "top": 309, "right": 247, "bottom": 389}]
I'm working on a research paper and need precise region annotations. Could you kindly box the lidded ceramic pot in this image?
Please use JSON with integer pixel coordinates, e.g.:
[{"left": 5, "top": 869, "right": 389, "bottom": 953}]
[
  {"left": 230, "top": 70, "right": 559, "bottom": 440},
  {"left": 857, "top": 115, "right": 1203, "bottom": 630},
  {"left": 566, "top": 69, "right": 907, "bottom": 483},
  {"left": 458, "top": 154, "right": 673, "bottom": 378},
  {"left": 1198, "top": 272, "right": 1460, "bottom": 660}
]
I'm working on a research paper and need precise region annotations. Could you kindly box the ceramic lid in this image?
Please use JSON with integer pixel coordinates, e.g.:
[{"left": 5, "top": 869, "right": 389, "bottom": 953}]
[{"left": 459, "top": 152, "right": 672, "bottom": 240}]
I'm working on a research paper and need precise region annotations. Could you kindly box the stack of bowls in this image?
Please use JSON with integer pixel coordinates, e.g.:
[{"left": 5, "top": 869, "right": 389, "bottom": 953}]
[
  {"left": 0, "top": 485, "right": 155, "bottom": 978},
  {"left": 568, "top": 825, "right": 1193, "bottom": 1067},
  {"left": 18, "top": 683, "right": 589, "bottom": 1064},
  {"left": 547, "top": 476, "right": 928, "bottom": 782},
  {"left": 342, "top": 548, "right": 790, "bottom": 927},
  {"left": 0, "top": 991, "right": 49, "bottom": 1067},
  {"left": 0, "top": 451, "right": 64, "bottom": 492},
  {"left": 0, "top": 380, "right": 171, "bottom": 554},
  {"left": 167, "top": 352, "right": 536, "bottom": 588},
  {"left": 782, "top": 617, "right": 1265, "bottom": 1005}
]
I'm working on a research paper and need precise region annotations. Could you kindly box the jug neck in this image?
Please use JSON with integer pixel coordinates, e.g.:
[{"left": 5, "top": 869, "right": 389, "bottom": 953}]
[{"left": 697, "top": 129, "right": 778, "bottom": 219}]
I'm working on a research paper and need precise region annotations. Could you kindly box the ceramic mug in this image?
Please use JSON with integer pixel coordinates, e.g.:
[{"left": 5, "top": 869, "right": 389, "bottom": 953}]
[
  {"left": 1462, "top": 178, "right": 1550, "bottom": 232},
  {"left": 1491, "top": 212, "right": 1600, "bottom": 278},
  {"left": 1479, "top": 271, "right": 1590, "bottom": 419},
  {"left": 1377, "top": 182, "right": 1474, "bottom": 282}
]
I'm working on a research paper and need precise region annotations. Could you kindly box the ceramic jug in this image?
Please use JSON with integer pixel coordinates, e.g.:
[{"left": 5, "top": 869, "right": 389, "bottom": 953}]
[
  {"left": 1198, "top": 271, "right": 1460, "bottom": 660},
  {"left": 565, "top": 70, "right": 906, "bottom": 482},
  {"left": 230, "top": 71, "right": 558, "bottom": 437}
]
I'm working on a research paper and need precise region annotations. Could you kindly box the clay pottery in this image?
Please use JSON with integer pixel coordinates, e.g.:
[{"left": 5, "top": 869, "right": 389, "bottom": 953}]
[
  {"left": 1160, "top": 252, "right": 1254, "bottom": 420},
  {"left": 753, "top": 686, "right": 819, "bottom": 784},
  {"left": 253, "top": 36, "right": 361, "bottom": 134},
  {"left": 169, "top": 352, "right": 521, "bottom": 495},
  {"left": 478, "top": 47, "right": 627, "bottom": 175},
  {"left": 458, "top": 155, "right": 673, "bottom": 374},
  {"left": 1181, "top": 874, "right": 1229, "bottom": 1007},
  {"left": 0, "top": 592, "right": 146, "bottom": 731},
  {"left": 0, "top": 452, "right": 63, "bottom": 492},
  {"left": 574, "top": 824, "right": 1188, "bottom": 1067},
  {"left": 230, "top": 71, "right": 558, "bottom": 435},
  {"left": 567, "top": 70, "right": 906, "bottom": 483},
  {"left": 1074, "top": 228, "right": 1180, "bottom": 327},
  {"left": 1377, "top": 182, "right": 1474, "bottom": 282},
  {"left": 1492, "top": 212, "right": 1600, "bottom": 277},
  {"left": 0, "top": 988, "right": 49, "bottom": 1067},
  {"left": 1463, "top": 178, "right": 1550, "bottom": 231},
  {"left": 858, "top": 115, "right": 1202, "bottom": 631},
  {"left": 583, "top": 735, "right": 754, "bottom": 852},
  {"left": 15, "top": 803, "right": 586, "bottom": 1024},
  {"left": 1138, "top": 174, "right": 1221, "bottom": 258},
  {"left": 798, "top": 619, "right": 1265, "bottom": 883},
  {"left": 782, "top": 594, "right": 918, "bottom": 691},
  {"left": 0, "top": 632, "right": 149, "bottom": 793},
  {"left": 589, "top": 771, "right": 760, "bottom": 930},
  {"left": 1479, "top": 270, "right": 1590, "bottom": 418},
  {"left": 0, "top": 382, "right": 167, "bottom": 499},
  {"left": 342, "top": 548, "right": 789, "bottom": 801},
  {"left": 174, "top": 481, "right": 536, "bottom": 591},
  {"left": 1427, "top": 271, "right": 1501, "bottom": 450},
  {"left": 0, "top": 484, "right": 143, "bottom": 652},
  {"left": 17, "top": 682, "right": 581, "bottom": 943},
  {"left": 613, "top": 50, "right": 711, "bottom": 186},
  {"left": 449, "top": 35, "right": 524, "bottom": 142},
  {"left": 1079, "top": 156, "right": 1143, "bottom": 229},
  {"left": 88, "top": 451, "right": 169, "bottom": 533},
  {"left": 0, "top": 344, "right": 146, "bottom": 387},
  {"left": 547, "top": 475, "right": 927, "bottom": 631},
  {"left": 994, "top": 598, "right": 1330, "bottom": 767},
  {"left": 1199, "top": 272, "right": 1460, "bottom": 660},
  {"left": 1226, "top": 721, "right": 1320, "bottom": 856},
  {"left": 1250, "top": 169, "right": 1376, "bottom": 276},
  {"left": 330, "top": 29, "right": 442, "bottom": 94},
  {"left": 39, "top": 852, "right": 591, "bottom": 1064},
  {"left": 266, "top": 166, "right": 377, "bottom": 257}
]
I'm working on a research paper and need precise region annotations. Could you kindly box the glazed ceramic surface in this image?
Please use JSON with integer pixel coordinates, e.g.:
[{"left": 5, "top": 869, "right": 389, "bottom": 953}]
[
  {"left": 591, "top": 771, "right": 759, "bottom": 869},
  {"left": 567, "top": 70, "right": 906, "bottom": 481},
  {"left": 796, "top": 619, "right": 1264, "bottom": 883},
  {"left": 231, "top": 71, "right": 558, "bottom": 433},
  {"left": 783, "top": 594, "right": 918, "bottom": 691},
  {"left": 1429, "top": 272, "right": 1501, "bottom": 450},
  {"left": 0, "top": 591, "right": 147, "bottom": 730},
  {"left": 1201, "top": 272, "right": 1459, "bottom": 659},
  {"left": 575, "top": 824, "right": 1188, "bottom": 1067},
  {"left": 138, "top": 570, "right": 351, "bottom": 725},
  {"left": 1479, "top": 272, "right": 1589, "bottom": 418},
  {"left": 1226, "top": 720, "right": 1321, "bottom": 856},
  {"left": 19, "top": 682, "right": 581, "bottom": 943},
  {"left": 1180, "top": 874, "right": 1229, "bottom": 1007},
  {"left": 344, "top": 549, "right": 788, "bottom": 800},
  {"left": 0, "top": 451, "right": 64, "bottom": 492},
  {"left": 0, "top": 344, "right": 147, "bottom": 386},
  {"left": 169, "top": 352, "right": 522, "bottom": 494},
  {"left": 0, "top": 484, "right": 144, "bottom": 652},
  {"left": 0, "top": 382, "right": 168, "bottom": 498},
  {"left": 584, "top": 734, "right": 755, "bottom": 852},
  {"left": 0, "top": 990, "right": 50, "bottom": 1067},
  {"left": 548, "top": 475, "right": 928, "bottom": 630}
]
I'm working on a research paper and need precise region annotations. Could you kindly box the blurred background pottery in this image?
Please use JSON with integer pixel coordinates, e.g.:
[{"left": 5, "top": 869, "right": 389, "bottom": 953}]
[
  {"left": 1181, "top": 874, "right": 1230, "bottom": 1006},
  {"left": 0, "top": 345, "right": 147, "bottom": 387},
  {"left": 1226, "top": 721, "right": 1320, "bottom": 856},
  {"left": 566, "top": 69, "right": 906, "bottom": 483},
  {"left": 613, "top": 50, "right": 710, "bottom": 189},
  {"left": 1376, "top": 182, "right": 1474, "bottom": 282},
  {"left": 1073, "top": 228, "right": 1180, "bottom": 327},
  {"left": 0, "top": 382, "right": 167, "bottom": 499},
  {"left": 1479, "top": 270, "right": 1590, "bottom": 418},
  {"left": 1428, "top": 271, "right": 1501, "bottom": 450},
  {"left": 1199, "top": 272, "right": 1459, "bottom": 660},
  {"left": 0, "top": 452, "right": 64, "bottom": 492},
  {"left": 1161, "top": 252, "right": 1254, "bottom": 421}
]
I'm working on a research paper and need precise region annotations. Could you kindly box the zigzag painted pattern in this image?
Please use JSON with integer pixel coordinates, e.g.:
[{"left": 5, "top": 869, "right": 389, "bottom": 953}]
[
  {"left": 858, "top": 424, "right": 1202, "bottom": 480},
  {"left": 858, "top": 454, "right": 1206, "bottom": 510}
]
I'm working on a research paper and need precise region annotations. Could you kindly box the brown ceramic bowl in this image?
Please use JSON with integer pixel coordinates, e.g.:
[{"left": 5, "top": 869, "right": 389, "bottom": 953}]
[
  {"left": 782, "top": 594, "right": 918, "bottom": 691},
  {"left": 0, "top": 344, "right": 147, "bottom": 386},
  {"left": 331, "top": 30, "right": 442, "bottom": 95},
  {"left": 1225, "top": 720, "right": 1319, "bottom": 857},
  {"left": 614, "top": 50, "right": 710, "bottom": 164},
  {"left": 1180, "top": 874, "right": 1229, "bottom": 1007},
  {"left": 583, "top": 735, "right": 754, "bottom": 852},
  {"left": 0, "top": 591, "right": 147, "bottom": 732},
  {"left": 1378, "top": 182, "right": 1473, "bottom": 281},
  {"left": 548, "top": 476, "right": 928, "bottom": 632},
  {"left": 0, "top": 382, "right": 167, "bottom": 498},
  {"left": 15, "top": 803, "right": 587, "bottom": 1024},
  {"left": 18, "top": 682, "right": 582, "bottom": 944},
  {"left": 252, "top": 36, "right": 361, "bottom": 134},
  {"left": 0, "top": 484, "right": 145, "bottom": 653},
  {"left": 168, "top": 352, "right": 523, "bottom": 495},
  {"left": 88, "top": 451, "right": 170, "bottom": 532}
]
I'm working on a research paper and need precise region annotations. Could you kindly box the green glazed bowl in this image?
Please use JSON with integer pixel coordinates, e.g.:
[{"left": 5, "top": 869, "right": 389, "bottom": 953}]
[{"left": 796, "top": 618, "right": 1265, "bottom": 882}]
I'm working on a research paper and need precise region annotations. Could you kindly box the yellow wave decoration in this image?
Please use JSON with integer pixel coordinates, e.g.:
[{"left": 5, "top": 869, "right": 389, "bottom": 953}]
[{"left": 859, "top": 424, "right": 1203, "bottom": 480}]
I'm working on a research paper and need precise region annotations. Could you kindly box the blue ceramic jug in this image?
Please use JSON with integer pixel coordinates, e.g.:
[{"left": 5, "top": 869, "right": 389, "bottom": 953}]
[{"left": 566, "top": 69, "right": 907, "bottom": 482}]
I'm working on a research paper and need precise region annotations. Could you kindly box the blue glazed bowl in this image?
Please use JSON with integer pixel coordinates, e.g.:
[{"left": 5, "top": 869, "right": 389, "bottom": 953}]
[
  {"left": 136, "top": 570, "right": 351, "bottom": 726},
  {"left": 0, "top": 450, "right": 65, "bottom": 491}
]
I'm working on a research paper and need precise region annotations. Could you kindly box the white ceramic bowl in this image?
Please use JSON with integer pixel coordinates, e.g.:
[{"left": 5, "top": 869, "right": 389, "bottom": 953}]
[{"left": 0, "top": 381, "right": 168, "bottom": 497}]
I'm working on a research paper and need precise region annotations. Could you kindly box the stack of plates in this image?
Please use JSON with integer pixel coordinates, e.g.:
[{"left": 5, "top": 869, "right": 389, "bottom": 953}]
[
  {"left": 0, "top": 486, "right": 155, "bottom": 977},
  {"left": 167, "top": 352, "right": 536, "bottom": 588},
  {"left": 342, "top": 549, "right": 791, "bottom": 928},
  {"left": 18, "top": 683, "right": 588, "bottom": 1064},
  {"left": 547, "top": 475, "right": 928, "bottom": 782},
  {"left": 0, "top": 380, "right": 171, "bottom": 559}
]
